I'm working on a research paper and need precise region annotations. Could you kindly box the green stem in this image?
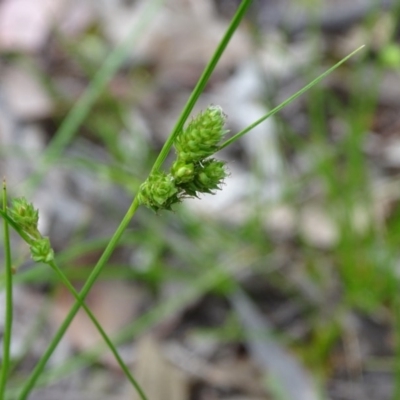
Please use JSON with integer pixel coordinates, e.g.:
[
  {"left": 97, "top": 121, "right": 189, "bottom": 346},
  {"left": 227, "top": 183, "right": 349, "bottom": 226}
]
[
  {"left": 47, "top": 259, "right": 147, "bottom": 400},
  {"left": 150, "top": 0, "right": 253, "bottom": 173},
  {"left": 218, "top": 45, "right": 365, "bottom": 150},
  {"left": 0, "top": 180, "right": 13, "bottom": 397},
  {"left": 17, "top": 197, "right": 140, "bottom": 400}
]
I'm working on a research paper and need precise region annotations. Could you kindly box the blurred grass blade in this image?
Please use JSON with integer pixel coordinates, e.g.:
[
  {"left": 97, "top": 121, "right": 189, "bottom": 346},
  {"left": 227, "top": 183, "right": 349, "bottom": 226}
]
[
  {"left": 25, "top": 0, "right": 165, "bottom": 192},
  {"left": 231, "top": 289, "right": 319, "bottom": 400}
]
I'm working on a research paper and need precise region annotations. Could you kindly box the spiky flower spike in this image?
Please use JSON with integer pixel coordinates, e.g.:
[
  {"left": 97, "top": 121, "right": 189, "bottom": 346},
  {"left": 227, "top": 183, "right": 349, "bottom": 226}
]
[
  {"left": 138, "top": 171, "right": 180, "bottom": 212},
  {"left": 179, "top": 159, "right": 228, "bottom": 197},
  {"left": 8, "top": 197, "right": 54, "bottom": 263},
  {"left": 8, "top": 197, "right": 40, "bottom": 240},
  {"left": 139, "top": 105, "right": 229, "bottom": 212},
  {"left": 30, "top": 237, "right": 54, "bottom": 263},
  {"left": 174, "top": 105, "right": 227, "bottom": 162}
]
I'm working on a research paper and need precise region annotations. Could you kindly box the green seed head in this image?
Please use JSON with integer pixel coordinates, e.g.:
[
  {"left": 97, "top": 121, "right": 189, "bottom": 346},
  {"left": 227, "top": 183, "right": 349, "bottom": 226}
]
[
  {"left": 138, "top": 171, "right": 180, "bottom": 211},
  {"left": 175, "top": 105, "right": 227, "bottom": 162},
  {"left": 197, "top": 159, "right": 227, "bottom": 188},
  {"left": 30, "top": 237, "right": 54, "bottom": 263},
  {"left": 8, "top": 197, "right": 40, "bottom": 239},
  {"left": 179, "top": 159, "right": 227, "bottom": 196},
  {"left": 171, "top": 159, "right": 195, "bottom": 184}
]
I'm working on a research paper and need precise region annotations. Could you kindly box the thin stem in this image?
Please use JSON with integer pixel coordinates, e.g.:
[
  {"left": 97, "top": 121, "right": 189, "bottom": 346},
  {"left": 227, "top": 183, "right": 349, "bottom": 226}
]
[
  {"left": 17, "top": 197, "right": 140, "bottom": 400},
  {"left": 150, "top": 0, "right": 253, "bottom": 173},
  {"left": 219, "top": 45, "right": 365, "bottom": 150},
  {"left": 0, "top": 180, "right": 13, "bottom": 397},
  {"left": 47, "top": 260, "right": 147, "bottom": 400}
]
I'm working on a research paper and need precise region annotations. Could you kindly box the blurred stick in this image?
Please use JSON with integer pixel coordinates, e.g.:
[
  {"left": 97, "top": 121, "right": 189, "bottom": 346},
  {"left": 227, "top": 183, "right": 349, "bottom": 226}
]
[{"left": 230, "top": 288, "right": 320, "bottom": 400}]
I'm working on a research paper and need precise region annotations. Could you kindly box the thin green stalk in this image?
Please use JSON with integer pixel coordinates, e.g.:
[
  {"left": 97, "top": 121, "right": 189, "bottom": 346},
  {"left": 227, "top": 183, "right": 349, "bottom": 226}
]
[
  {"left": 218, "top": 45, "right": 365, "bottom": 150},
  {"left": 47, "top": 260, "right": 147, "bottom": 400},
  {"left": 150, "top": 0, "right": 253, "bottom": 173},
  {"left": 0, "top": 180, "right": 13, "bottom": 397},
  {"left": 17, "top": 197, "right": 140, "bottom": 400}
]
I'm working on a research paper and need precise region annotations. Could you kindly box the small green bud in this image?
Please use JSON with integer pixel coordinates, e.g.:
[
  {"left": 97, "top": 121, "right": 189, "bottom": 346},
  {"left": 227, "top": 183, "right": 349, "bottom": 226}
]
[
  {"left": 30, "top": 237, "right": 54, "bottom": 263},
  {"left": 196, "top": 159, "right": 228, "bottom": 192},
  {"left": 138, "top": 171, "right": 180, "bottom": 211},
  {"left": 179, "top": 159, "right": 227, "bottom": 196},
  {"left": 175, "top": 105, "right": 227, "bottom": 162},
  {"left": 8, "top": 197, "right": 40, "bottom": 239},
  {"left": 171, "top": 159, "right": 195, "bottom": 184}
]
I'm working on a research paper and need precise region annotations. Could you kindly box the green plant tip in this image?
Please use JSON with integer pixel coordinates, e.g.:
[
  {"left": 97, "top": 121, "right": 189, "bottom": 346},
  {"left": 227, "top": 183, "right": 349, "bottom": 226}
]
[
  {"left": 30, "top": 237, "right": 55, "bottom": 263},
  {"left": 179, "top": 159, "right": 228, "bottom": 196},
  {"left": 174, "top": 105, "right": 228, "bottom": 162},
  {"left": 138, "top": 171, "right": 180, "bottom": 212},
  {"left": 8, "top": 197, "right": 40, "bottom": 238}
]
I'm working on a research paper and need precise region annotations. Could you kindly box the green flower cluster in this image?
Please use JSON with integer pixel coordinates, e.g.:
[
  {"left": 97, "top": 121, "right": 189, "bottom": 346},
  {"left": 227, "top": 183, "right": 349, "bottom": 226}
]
[
  {"left": 8, "top": 197, "right": 54, "bottom": 263},
  {"left": 138, "top": 105, "right": 228, "bottom": 212},
  {"left": 174, "top": 106, "right": 228, "bottom": 162},
  {"left": 137, "top": 171, "right": 179, "bottom": 211}
]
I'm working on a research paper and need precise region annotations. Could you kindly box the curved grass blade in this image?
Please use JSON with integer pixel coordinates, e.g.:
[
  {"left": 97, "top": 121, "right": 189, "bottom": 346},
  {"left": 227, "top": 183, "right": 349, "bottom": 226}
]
[{"left": 25, "top": 0, "right": 165, "bottom": 193}]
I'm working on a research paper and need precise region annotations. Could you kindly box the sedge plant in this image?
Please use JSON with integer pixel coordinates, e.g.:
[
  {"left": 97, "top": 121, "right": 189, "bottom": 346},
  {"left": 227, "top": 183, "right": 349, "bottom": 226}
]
[{"left": 0, "top": 0, "right": 365, "bottom": 398}]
